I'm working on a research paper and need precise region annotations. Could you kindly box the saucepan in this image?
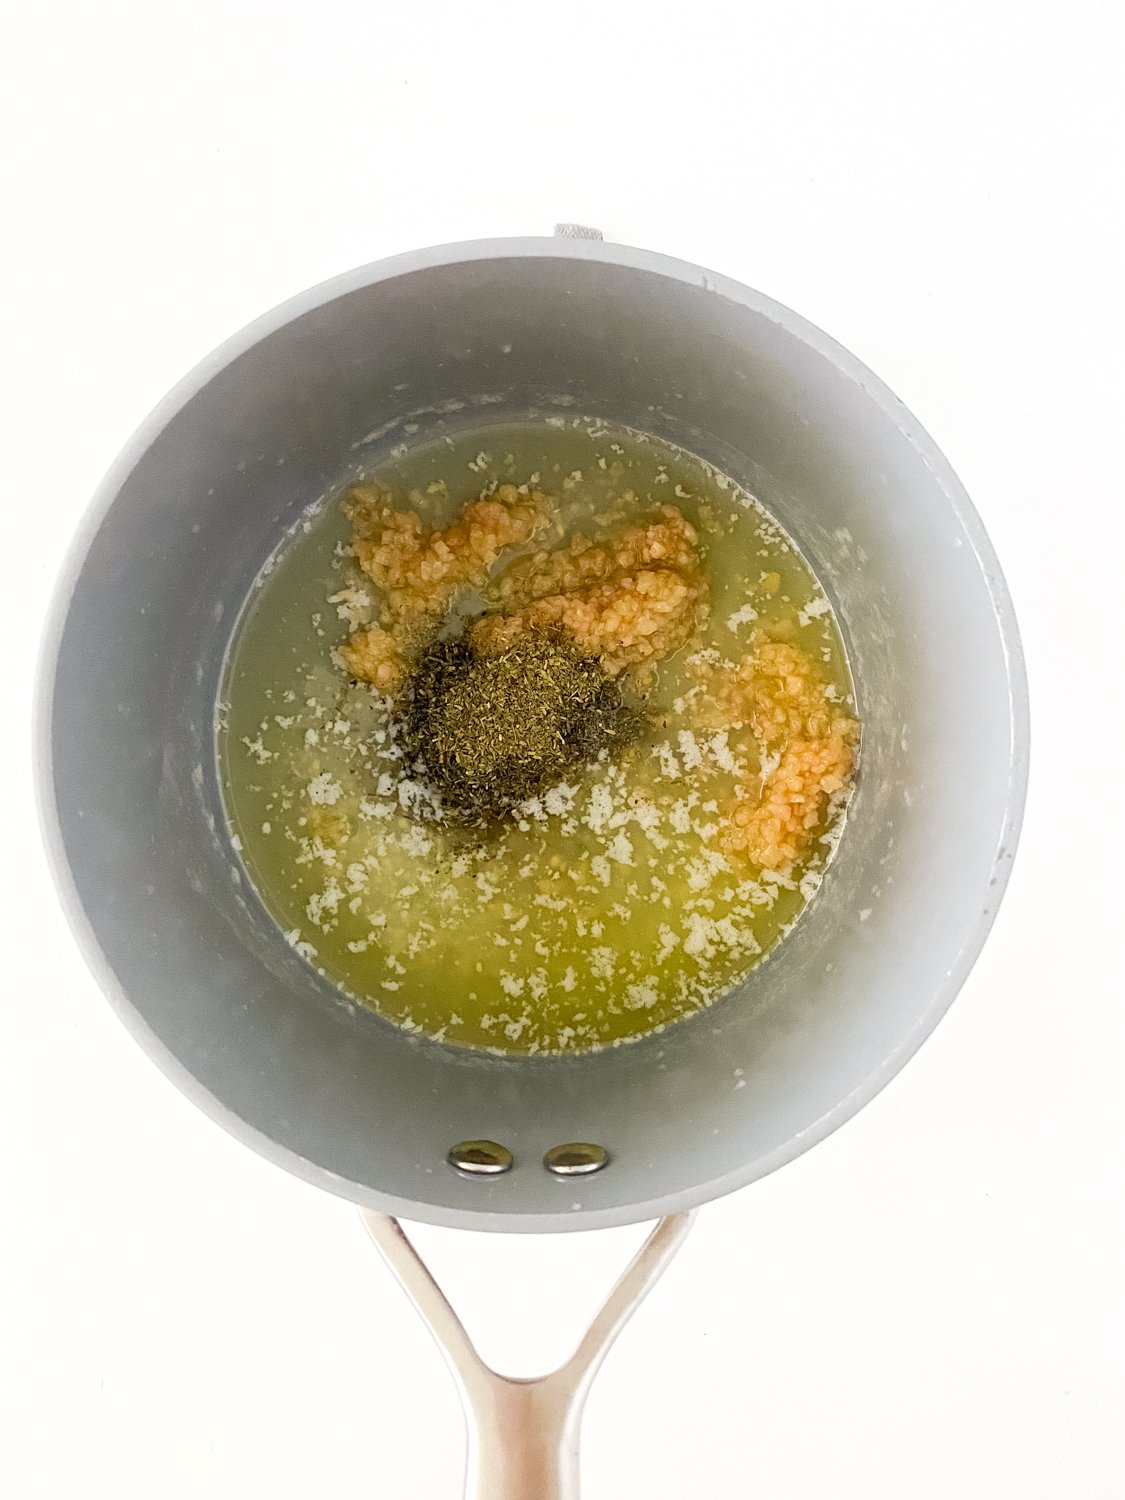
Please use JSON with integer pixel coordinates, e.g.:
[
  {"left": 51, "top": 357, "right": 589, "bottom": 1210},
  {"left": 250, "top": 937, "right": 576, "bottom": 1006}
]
[{"left": 36, "top": 228, "right": 1029, "bottom": 1496}]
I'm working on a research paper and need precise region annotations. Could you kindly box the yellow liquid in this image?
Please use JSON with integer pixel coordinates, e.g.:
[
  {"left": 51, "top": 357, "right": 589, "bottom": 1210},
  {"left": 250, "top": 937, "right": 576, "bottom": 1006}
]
[{"left": 219, "top": 416, "right": 856, "bottom": 1053}]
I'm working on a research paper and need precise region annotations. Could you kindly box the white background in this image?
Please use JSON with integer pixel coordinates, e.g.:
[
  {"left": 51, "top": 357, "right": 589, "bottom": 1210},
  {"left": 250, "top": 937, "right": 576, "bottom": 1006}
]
[{"left": 3, "top": 3, "right": 1123, "bottom": 1496}]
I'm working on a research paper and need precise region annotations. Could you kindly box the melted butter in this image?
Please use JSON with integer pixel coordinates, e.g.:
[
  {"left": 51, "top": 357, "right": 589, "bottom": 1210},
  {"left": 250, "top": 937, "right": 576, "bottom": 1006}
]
[{"left": 219, "top": 416, "right": 857, "bottom": 1053}]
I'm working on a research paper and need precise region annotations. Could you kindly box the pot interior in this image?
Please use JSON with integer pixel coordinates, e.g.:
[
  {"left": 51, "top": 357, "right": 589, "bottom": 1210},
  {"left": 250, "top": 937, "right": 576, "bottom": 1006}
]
[{"left": 44, "top": 244, "right": 1025, "bottom": 1229}]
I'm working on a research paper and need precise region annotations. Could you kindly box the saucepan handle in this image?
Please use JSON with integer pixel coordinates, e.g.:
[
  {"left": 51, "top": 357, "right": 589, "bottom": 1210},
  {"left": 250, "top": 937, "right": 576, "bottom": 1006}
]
[
  {"left": 553, "top": 223, "right": 604, "bottom": 241},
  {"left": 360, "top": 1211, "right": 694, "bottom": 1499}
]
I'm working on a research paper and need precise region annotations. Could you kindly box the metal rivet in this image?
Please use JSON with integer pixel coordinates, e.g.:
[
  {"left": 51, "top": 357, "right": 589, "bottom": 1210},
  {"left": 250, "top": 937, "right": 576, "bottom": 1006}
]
[
  {"left": 447, "top": 1140, "right": 513, "bottom": 1177},
  {"left": 543, "top": 1142, "right": 609, "bottom": 1177}
]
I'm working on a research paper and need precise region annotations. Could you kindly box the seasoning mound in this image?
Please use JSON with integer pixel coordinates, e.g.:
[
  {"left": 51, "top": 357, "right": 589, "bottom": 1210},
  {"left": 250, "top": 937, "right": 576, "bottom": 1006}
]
[
  {"left": 693, "top": 637, "right": 860, "bottom": 868},
  {"left": 477, "top": 504, "right": 708, "bottom": 675},
  {"left": 399, "top": 631, "right": 644, "bottom": 825}
]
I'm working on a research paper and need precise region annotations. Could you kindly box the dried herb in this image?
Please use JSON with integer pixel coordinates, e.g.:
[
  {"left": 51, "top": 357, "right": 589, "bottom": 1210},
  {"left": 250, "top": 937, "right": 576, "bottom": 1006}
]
[{"left": 397, "top": 629, "right": 645, "bottom": 824}]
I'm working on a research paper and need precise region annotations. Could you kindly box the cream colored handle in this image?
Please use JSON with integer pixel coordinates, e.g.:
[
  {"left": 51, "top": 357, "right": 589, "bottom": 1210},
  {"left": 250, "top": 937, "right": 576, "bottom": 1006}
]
[{"left": 360, "top": 1211, "right": 694, "bottom": 1500}]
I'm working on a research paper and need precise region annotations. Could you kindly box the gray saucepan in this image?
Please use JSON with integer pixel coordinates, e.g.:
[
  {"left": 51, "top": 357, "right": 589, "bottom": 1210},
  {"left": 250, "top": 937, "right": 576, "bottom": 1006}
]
[{"left": 36, "top": 229, "right": 1029, "bottom": 1497}]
